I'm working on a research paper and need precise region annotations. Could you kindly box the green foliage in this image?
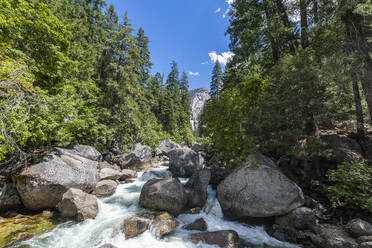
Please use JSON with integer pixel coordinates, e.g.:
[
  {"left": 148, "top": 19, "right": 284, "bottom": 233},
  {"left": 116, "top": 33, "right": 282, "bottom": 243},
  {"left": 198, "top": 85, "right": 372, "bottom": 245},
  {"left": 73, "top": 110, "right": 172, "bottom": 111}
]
[{"left": 323, "top": 161, "right": 372, "bottom": 211}]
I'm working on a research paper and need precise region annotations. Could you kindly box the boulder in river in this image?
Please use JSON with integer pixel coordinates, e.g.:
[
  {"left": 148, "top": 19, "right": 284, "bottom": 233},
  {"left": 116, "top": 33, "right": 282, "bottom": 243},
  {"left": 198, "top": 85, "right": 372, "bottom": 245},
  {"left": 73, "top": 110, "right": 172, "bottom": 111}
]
[
  {"left": 94, "top": 180, "right": 118, "bottom": 197},
  {"left": 169, "top": 148, "right": 202, "bottom": 178},
  {"left": 114, "top": 143, "right": 152, "bottom": 169},
  {"left": 121, "top": 216, "right": 150, "bottom": 239},
  {"left": 183, "top": 218, "right": 208, "bottom": 231},
  {"left": 155, "top": 139, "right": 181, "bottom": 156},
  {"left": 217, "top": 153, "right": 304, "bottom": 219},
  {"left": 189, "top": 230, "right": 239, "bottom": 248},
  {"left": 139, "top": 178, "right": 187, "bottom": 216},
  {"left": 120, "top": 169, "right": 137, "bottom": 181},
  {"left": 151, "top": 212, "right": 179, "bottom": 238},
  {"left": 185, "top": 169, "right": 211, "bottom": 208},
  {"left": 346, "top": 219, "right": 372, "bottom": 237},
  {"left": 99, "top": 168, "right": 123, "bottom": 181},
  {"left": 72, "top": 144, "right": 102, "bottom": 161},
  {"left": 0, "top": 179, "right": 22, "bottom": 212},
  {"left": 15, "top": 148, "right": 99, "bottom": 210},
  {"left": 57, "top": 188, "right": 98, "bottom": 222}
]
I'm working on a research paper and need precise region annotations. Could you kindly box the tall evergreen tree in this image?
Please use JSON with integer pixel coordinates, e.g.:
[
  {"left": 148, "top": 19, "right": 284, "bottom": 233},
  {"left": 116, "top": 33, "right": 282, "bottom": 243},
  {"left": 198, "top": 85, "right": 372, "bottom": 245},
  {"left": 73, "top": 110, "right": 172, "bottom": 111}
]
[{"left": 210, "top": 60, "right": 223, "bottom": 98}]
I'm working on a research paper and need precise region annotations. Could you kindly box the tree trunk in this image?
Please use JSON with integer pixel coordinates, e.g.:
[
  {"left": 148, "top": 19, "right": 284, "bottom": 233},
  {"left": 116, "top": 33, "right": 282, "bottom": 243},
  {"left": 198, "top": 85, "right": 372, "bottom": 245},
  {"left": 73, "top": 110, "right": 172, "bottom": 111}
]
[
  {"left": 275, "top": 0, "right": 298, "bottom": 53},
  {"left": 313, "top": 0, "right": 319, "bottom": 24},
  {"left": 300, "top": 0, "right": 309, "bottom": 48},
  {"left": 352, "top": 74, "right": 366, "bottom": 142}
]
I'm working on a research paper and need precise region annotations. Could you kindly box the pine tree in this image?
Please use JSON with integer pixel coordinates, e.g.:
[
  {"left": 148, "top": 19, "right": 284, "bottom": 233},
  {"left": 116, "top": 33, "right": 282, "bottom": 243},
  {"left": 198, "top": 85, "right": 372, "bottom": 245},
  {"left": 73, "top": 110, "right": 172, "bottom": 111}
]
[{"left": 210, "top": 60, "right": 223, "bottom": 98}]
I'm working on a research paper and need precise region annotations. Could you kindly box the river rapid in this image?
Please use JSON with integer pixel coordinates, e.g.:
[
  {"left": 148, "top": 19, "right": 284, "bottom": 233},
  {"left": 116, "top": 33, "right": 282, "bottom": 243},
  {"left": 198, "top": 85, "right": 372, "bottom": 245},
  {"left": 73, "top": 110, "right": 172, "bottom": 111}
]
[{"left": 12, "top": 164, "right": 299, "bottom": 248}]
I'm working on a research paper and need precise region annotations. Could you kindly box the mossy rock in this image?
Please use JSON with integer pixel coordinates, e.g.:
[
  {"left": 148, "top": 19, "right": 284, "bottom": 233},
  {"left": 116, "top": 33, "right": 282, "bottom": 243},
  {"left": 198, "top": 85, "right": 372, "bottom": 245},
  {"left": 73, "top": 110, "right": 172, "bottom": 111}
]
[{"left": 0, "top": 213, "right": 57, "bottom": 247}]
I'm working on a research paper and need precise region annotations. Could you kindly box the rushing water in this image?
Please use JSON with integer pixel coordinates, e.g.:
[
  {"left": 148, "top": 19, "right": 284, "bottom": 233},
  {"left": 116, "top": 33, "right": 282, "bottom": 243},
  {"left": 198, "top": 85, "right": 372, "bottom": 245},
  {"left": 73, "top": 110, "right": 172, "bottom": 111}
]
[{"left": 13, "top": 164, "right": 299, "bottom": 248}]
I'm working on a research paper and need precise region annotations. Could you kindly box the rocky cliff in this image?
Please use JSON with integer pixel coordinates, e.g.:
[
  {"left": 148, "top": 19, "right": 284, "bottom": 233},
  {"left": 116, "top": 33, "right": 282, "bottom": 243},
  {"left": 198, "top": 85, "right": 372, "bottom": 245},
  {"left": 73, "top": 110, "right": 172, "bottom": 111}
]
[{"left": 190, "top": 88, "right": 210, "bottom": 134}]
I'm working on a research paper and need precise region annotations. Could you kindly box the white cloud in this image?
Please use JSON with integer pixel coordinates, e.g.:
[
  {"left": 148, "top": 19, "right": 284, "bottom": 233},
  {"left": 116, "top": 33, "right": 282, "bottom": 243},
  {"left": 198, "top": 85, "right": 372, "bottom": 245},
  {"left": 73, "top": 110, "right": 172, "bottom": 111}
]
[
  {"left": 201, "top": 61, "right": 209, "bottom": 65},
  {"left": 189, "top": 71, "right": 200, "bottom": 76},
  {"left": 208, "top": 51, "right": 234, "bottom": 66},
  {"left": 215, "top": 8, "right": 221, "bottom": 13},
  {"left": 226, "top": 0, "right": 235, "bottom": 5},
  {"left": 222, "top": 8, "right": 230, "bottom": 18}
]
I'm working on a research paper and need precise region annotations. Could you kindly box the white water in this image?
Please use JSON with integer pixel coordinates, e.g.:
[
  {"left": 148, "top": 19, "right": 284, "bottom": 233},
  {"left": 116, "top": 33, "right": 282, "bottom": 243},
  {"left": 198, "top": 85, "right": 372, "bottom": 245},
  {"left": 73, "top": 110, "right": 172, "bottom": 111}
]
[{"left": 14, "top": 165, "right": 299, "bottom": 248}]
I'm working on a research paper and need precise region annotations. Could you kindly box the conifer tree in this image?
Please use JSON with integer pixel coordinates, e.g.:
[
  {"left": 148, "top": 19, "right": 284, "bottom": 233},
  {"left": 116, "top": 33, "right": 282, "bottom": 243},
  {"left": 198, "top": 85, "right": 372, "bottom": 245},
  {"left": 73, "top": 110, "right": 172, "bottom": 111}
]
[{"left": 210, "top": 60, "right": 223, "bottom": 98}]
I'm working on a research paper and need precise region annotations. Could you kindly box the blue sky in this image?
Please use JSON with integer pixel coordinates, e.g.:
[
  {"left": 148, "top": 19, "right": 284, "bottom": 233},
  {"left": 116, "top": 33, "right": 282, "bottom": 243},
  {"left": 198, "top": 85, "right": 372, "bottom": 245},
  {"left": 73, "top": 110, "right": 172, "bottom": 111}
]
[{"left": 104, "top": 0, "right": 233, "bottom": 90}]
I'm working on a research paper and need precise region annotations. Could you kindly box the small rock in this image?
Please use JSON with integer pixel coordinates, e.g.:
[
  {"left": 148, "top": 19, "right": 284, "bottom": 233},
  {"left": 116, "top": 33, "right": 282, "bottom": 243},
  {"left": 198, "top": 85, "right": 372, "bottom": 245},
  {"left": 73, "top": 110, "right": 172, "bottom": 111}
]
[
  {"left": 360, "top": 242, "right": 372, "bottom": 248},
  {"left": 184, "top": 218, "right": 208, "bottom": 231},
  {"left": 120, "top": 169, "right": 137, "bottom": 181},
  {"left": 57, "top": 188, "right": 98, "bottom": 222},
  {"left": 358, "top": 236, "right": 372, "bottom": 243},
  {"left": 41, "top": 210, "right": 54, "bottom": 218},
  {"left": 184, "top": 207, "right": 201, "bottom": 214},
  {"left": 98, "top": 161, "right": 121, "bottom": 171},
  {"left": 151, "top": 212, "right": 179, "bottom": 238},
  {"left": 189, "top": 230, "right": 239, "bottom": 248},
  {"left": 98, "top": 244, "right": 118, "bottom": 248},
  {"left": 73, "top": 144, "right": 102, "bottom": 161},
  {"left": 2, "top": 210, "right": 19, "bottom": 218},
  {"left": 11, "top": 232, "right": 33, "bottom": 244},
  {"left": 311, "top": 224, "right": 358, "bottom": 248},
  {"left": 95, "top": 180, "right": 118, "bottom": 197},
  {"left": 100, "top": 168, "right": 123, "bottom": 181},
  {"left": 121, "top": 216, "right": 150, "bottom": 239},
  {"left": 346, "top": 219, "right": 372, "bottom": 237}
]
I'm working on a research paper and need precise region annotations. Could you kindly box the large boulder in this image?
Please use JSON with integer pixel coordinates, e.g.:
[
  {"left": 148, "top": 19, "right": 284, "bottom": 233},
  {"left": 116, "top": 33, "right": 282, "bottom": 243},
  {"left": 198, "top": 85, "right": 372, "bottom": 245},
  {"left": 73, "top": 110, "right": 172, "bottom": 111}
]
[
  {"left": 0, "top": 179, "right": 22, "bottom": 212},
  {"left": 155, "top": 139, "right": 181, "bottom": 156},
  {"left": 185, "top": 169, "right": 211, "bottom": 208},
  {"left": 94, "top": 180, "right": 117, "bottom": 197},
  {"left": 189, "top": 230, "right": 239, "bottom": 248},
  {"left": 15, "top": 148, "right": 99, "bottom": 210},
  {"left": 151, "top": 212, "right": 179, "bottom": 238},
  {"left": 72, "top": 144, "right": 102, "bottom": 161},
  {"left": 346, "top": 219, "right": 372, "bottom": 237},
  {"left": 114, "top": 143, "right": 152, "bottom": 169},
  {"left": 209, "top": 166, "right": 226, "bottom": 187},
  {"left": 217, "top": 153, "right": 304, "bottom": 219},
  {"left": 99, "top": 168, "right": 122, "bottom": 181},
  {"left": 275, "top": 207, "right": 316, "bottom": 230},
  {"left": 169, "top": 148, "right": 202, "bottom": 178},
  {"left": 139, "top": 178, "right": 187, "bottom": 216},
  {"left": 121, "top": 216, "right": 150, "bottom": 239},
  {"left": 57, "top": 188, "right": 98, "bottom": 222}
]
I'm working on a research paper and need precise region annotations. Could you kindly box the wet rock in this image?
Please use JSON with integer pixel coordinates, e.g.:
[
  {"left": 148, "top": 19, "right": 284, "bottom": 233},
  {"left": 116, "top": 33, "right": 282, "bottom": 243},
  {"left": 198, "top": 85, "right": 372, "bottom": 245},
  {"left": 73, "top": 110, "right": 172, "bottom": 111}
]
[
  {"left": 121, "top": 216, "right": 150, "bottom": 239},
  {"left": 183, "top": 218, "right": 208, "bottom": 231},
  {"left": 94, "top": 180, "right": 118, "bottom": 197},
  {"left": 360, "top": 241, "right": 372, "bottom": 248},
  {"left": 15, "top": 148, "right": 98, "bottom": 211},
  {"left": 73, "top": 144, "right": 102, "bottom": 161},
  {"left": 99, "top": 168, "right": 123, "bottom": 181},
  {"left": 209, "top": 166, "right": 225, "bottom": 187},
  {"left": 10, "top": 232, "right": 33, "bottom": 245},
  {"left": 120, "top": 169, "right": 137, "bottom": 181},
  {"left": 189, "top": 230, "right": 239, "bottom": 248},
  {"left": 155, "top": 139, "right": 181, "bottom": 156},
  {"left": 151, "top": 212, "right": 179, "bottom": 238},
  {"left": 99, "top": 244, "right": 118, "bottom": 248},
  {"left": 275, "top": 207, "right": 316, "bottom": 230},
  {"left": 346, "top": 219, "right": 372, "bottom": 237},
  {"left": 185, "top": 169, "right": 211, "bottom": 208},
  {"left": 139, "top": 178, "right": 187, "bottom": 216},
  {"left": 139, "top": 170, "right": 171, "bottom": 181},
  {"left": 184, "top": 207, "right": 201, "bottom": 214},
  {"left": 57, "top": 188, "right": 98, "bottom": 222},
  {"left": 0, "top": 181, "right": 22, "bottom": 212},
  {"left": 217, "top": 153, "right": 304, "bottom": 219},
  {"left": 114, "top": 143, "right": 152, "bottom": 169},
  {"left": 169, "top": 148, "right": 202, "bottom": 178}
]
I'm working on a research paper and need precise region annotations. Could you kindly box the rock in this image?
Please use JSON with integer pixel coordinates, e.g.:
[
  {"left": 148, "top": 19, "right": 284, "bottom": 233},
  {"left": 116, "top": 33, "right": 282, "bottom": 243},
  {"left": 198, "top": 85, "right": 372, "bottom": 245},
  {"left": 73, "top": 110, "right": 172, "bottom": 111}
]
[
  {"left": 209, "top": 166, "right": 225, "bottom": 187},
  {"left": 98, "top": 161, "right": 121, "bottom": 171},
  {"left": 120, "top": 169, "right": 137, "bottom": 181},
  {"left": 358, "top": 236, "right": 372, "bottom": 243},
  {"left": 72, "top": 144, "right": 102, "bottom": 161},
  {"left": 217, "top": 153, "right": 304, "bottom": 219},
  {"left": 114, "top": 143, "right": 152, "bottom": 169},
  {"left": 57, "top": 188, "right": 98, "bottom": 222},
  {"left": 155, "top": 139, "right": 181, "bottom": 156},
  {"left": 311, "top": 224, "right": 359, "bottom": 248},
  {"left": 99, "top": 168, "right": 123, "bottom": 181},
  {"left": 183, "top": 207, "right": 201, "bottom": 214},
  {"left": 185, "top": 169, "right": 211, "bottom": 208},
  {"left": 169, "top": 148, "right": 202, "bottom": 178},
  {"left": 121, "top": 216, "right": 150, "bottom": 239},
  {"left": 139, "top": 178, "right": 187, "bottom": 216},
  {"left": 275, "top": 207, "right": 316, "bottom": 230},
  {"left": 191, "top": 143, "right": 205, "bottom": 152},
  {"left": 321, "top": 134, "right": 363, "bottom": 163},
  {"left": 139, "top": 170, "right": 171, "bottom": 181},
  {"left": 190, "top": 88, "right": 210, "bottom": 135},
  {"left": 15, "top": 148, "right": 99, "bottom": 211},
  {"left": 41, "top": 210, "right": 53, "bottom": 218},
  {"left": 189, "top": 230, "right": 239, "bottom": 248},
  {"left": 98, "top": 244, "right": 118, "bottom": 248},
  {"left": 94, "top": 180, "right": 117, "bottom": 197},
  {"left": 10, "top": 232, "right": 33, "bottom": 244},
  {"left": 360, "top": 242, "right": 372, "bottom": 248},
  {"left": 183, "top": 218, "right": 208, "bottom": 231},
  {"left": 0, "top": 181, "right": 22, "bottom": 212},
  {"left": 151, "top": 212, "right": 179, "bottom": 238},
  {"left": 346, "top": 219, "right": 372, "bottom": 237}
]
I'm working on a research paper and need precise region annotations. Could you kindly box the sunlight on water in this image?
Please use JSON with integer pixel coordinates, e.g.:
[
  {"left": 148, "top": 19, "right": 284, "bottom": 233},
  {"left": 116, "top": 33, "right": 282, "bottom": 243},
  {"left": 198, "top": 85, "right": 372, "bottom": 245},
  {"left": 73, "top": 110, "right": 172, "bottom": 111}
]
[{"left": 13, "top": 164, "right": 299, "bottom": 248}]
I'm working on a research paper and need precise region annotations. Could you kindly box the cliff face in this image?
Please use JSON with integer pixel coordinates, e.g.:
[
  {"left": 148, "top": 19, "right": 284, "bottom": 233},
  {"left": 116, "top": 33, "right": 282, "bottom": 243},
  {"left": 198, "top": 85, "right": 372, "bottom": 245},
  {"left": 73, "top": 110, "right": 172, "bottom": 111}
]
[{"left": 190, "top": 88, "right": 210, "bottom": 134}]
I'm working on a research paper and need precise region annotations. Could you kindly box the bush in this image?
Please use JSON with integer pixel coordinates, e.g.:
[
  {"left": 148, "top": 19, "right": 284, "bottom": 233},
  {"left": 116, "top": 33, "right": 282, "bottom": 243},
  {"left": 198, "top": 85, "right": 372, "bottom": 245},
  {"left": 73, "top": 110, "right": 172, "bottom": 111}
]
[{"left": 324, "top": 161, "right": 372, "bottom": 211}]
